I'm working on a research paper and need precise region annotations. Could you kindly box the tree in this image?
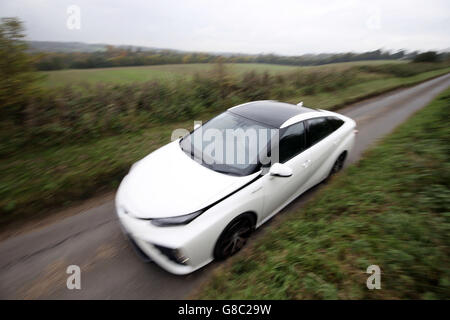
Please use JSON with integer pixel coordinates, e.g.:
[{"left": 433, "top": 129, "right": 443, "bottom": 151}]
[
  {"left": 413, "top": 51, "right": 439, "bottom": 63},
  {"left": 0, "top": 17, "right": 37, "bottom": 123}
]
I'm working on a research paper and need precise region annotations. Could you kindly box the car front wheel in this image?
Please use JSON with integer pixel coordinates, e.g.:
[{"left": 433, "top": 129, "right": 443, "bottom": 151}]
[{"left": 214, "top": 214, "right": 254, "bottom": 260}]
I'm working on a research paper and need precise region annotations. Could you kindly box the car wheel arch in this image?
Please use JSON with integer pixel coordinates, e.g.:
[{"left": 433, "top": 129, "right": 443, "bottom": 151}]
[{"left": 338, "top": 150, "right": 348, "bottom": 162}]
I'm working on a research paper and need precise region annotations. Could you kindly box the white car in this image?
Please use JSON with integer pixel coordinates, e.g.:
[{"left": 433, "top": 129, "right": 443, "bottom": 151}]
[{"left": 116, "top": 101, "right": 356, "bottom": 275}]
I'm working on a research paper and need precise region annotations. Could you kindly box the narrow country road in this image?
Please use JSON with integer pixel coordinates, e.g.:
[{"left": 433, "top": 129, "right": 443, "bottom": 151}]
[{"left": 1, "top": 73, "right": 449, "bottom": 299}]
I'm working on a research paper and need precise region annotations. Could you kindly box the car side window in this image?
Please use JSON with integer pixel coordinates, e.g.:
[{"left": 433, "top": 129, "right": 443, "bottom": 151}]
[
  {"left": 327, "top": 116, "right": 344, "bottom": 131},
  {"left": 278, "top": 122, "right": 306, "bottom": 163},
  {"left": 306, "top": 117, "right": 340, "bottom": 146}
]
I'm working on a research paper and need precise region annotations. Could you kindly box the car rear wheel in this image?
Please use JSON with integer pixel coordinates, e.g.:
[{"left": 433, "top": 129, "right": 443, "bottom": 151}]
[
  {"left": 330, "top": 152, "right": 346, "bottom": 176},
  {"left": 214, "top": 214, "right": 254, "bottom": 260}
]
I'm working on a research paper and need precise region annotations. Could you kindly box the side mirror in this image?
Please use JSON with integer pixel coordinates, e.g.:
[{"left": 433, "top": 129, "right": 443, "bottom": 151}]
[
  {"left": 194, "top": 123, "right": 201, "bottom": 130},
  {"left": 269, "top": 163, "right": 292, "bottom": 177}
]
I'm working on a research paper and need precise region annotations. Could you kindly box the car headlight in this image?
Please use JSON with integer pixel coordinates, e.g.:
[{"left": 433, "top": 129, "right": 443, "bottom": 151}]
[{"left": 150, "top": 210, "right": 203, "bottom": 227}]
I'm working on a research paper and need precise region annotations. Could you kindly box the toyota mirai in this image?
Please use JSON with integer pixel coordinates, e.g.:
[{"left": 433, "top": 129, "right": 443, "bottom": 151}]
[{"left": 116, "top": 100, "right": 356, "bottom": 274}]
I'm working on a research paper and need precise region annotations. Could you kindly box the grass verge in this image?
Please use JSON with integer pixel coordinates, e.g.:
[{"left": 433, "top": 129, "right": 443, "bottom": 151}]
[
  {"left": 196, "top": 88, "right": 450, "bottom": 299},
  {"left": 1, "top": 67, "right": 449, "bottom": 230}
]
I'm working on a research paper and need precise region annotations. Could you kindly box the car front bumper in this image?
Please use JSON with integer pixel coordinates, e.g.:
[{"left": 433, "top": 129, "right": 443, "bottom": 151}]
[{"left": 116, "top": 204, "right": 212, "bottom": 275}]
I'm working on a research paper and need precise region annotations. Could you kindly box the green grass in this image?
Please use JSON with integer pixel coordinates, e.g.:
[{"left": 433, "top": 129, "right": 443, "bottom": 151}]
[
  {"left": 38, "top": 63, "right": 301, "bottom": 87},
  {"left": 0, "top": 64, "right": 448, "bottom": 229},
  {"left": 197, "top": 88, "right": 450, "bottom": 300},
  {"left": 38, "top": 60, "right": 406, "bottom": 88}
]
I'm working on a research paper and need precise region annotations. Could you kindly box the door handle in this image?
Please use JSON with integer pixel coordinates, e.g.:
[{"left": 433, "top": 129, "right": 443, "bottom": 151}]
[{"left": 302, "top": 159, "right": 311, "bottom": 168}]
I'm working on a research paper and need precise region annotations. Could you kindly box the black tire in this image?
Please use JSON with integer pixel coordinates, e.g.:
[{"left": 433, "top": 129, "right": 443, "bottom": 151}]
[
  {"left": 214, "top": 214, "right": 255, "bottom": 260},
  {"left": 329, "top": 152, "right": 347, "bottom": 176}
]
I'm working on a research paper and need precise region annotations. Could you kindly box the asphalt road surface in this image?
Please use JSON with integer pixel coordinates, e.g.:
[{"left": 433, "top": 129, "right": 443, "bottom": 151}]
[{"left": 1, "top": 73, "right": 449, "bottom": 299}]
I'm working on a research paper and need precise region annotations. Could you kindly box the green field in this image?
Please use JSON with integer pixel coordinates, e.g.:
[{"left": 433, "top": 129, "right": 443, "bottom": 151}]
[
  {"left": 38, "top": 61, "right": 406, "bottom": 87},
  {"left": 197, "top": 88, "right": 450, "bottom": 300}
]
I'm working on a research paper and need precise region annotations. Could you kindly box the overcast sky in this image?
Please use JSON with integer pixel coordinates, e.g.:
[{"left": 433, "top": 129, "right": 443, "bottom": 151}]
[{"left": 1, "top": 0, "right": 449, "bottom": 55}]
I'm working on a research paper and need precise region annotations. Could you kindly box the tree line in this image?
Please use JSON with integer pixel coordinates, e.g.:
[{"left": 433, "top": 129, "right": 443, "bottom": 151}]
[{"left": 31, "top": 45, "right": 423, "bottom": 71}]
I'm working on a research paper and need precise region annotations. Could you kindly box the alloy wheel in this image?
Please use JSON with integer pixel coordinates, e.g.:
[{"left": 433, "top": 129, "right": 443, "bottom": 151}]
[{"left": 216, "top": 218, "right": 252, "bottom": 259}]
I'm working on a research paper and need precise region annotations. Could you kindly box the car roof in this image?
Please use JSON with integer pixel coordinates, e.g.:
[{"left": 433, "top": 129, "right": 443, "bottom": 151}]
[{"left": 228, "top": 100, "right": 316, "bottom": 128}]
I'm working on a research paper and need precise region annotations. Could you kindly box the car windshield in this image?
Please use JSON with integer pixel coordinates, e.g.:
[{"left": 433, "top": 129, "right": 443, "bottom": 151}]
[{"left": 180, "top": 112, "right": 275, "bottom": 176}]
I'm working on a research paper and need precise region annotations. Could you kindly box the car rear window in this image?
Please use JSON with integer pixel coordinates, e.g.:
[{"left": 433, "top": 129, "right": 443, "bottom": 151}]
[{"left": 306, "top": 116, "right": 343, "bottom": 146}]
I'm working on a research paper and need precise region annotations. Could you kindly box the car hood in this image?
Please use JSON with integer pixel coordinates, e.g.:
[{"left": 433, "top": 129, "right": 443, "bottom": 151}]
[{"left": 117, "top": 140, "right": 259, "bottom": 219}]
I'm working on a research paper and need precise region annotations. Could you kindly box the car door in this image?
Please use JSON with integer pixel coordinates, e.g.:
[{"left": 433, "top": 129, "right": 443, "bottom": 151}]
[
  {"left": 304, "top": 117, "right": 343, "bottom": 188},
  {"left": 260, "top": 121, "right": 312, "bottom": 220}
]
